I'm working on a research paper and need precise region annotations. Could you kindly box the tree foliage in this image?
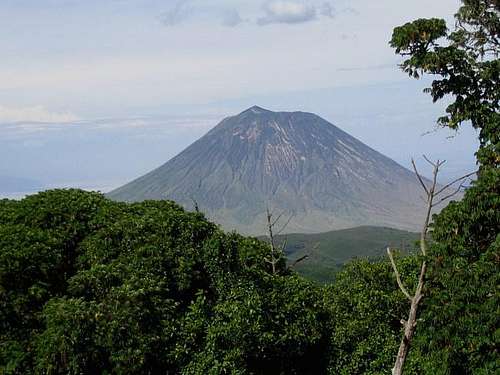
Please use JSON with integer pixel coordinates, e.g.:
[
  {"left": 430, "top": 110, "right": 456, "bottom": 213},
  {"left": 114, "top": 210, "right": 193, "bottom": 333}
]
[
  {"left": 0, "top": 187, "right": 416, "bottom": 374},
  {"left": 390, "top": 0, "right": 499, "bottom": 372},
  {"left": 323, "top": 257, "right": 421, "bottom": 375},
  {"left": 0, "top": 189, "right": 332, "bottom": 374}
]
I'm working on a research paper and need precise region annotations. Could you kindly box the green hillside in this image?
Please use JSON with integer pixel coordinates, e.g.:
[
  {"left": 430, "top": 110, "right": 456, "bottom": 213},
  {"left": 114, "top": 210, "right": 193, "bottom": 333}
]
[{"left": 272, "top": 226, "right": 420, "bottom": 282}]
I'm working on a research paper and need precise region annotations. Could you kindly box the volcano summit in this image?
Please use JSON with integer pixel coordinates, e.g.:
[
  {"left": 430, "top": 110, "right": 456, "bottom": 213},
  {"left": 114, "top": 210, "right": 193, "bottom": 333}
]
[{"left": 109, "top": 106, "right": 428, "bottom": 234}]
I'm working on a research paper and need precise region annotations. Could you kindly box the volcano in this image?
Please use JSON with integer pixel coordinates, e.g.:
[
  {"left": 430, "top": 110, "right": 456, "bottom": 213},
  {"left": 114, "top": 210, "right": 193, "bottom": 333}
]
[{"left": 109, "top": 106, "right": 429, "bottom": 234}]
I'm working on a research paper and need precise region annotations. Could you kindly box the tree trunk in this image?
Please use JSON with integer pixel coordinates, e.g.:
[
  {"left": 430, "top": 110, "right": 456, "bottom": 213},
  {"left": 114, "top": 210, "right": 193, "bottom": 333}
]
[
  {"left": 390, "top": 157, "right": 471, "bottom": 374},
  {"left": 392, "top": 261, "right": 426, "bottom": 375}
]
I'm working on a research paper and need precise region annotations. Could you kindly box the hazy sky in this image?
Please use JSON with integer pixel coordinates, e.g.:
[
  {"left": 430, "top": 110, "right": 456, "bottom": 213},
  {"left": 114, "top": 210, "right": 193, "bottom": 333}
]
[{"left": 0, "top": 0, "right": 478, "bottom": 197}]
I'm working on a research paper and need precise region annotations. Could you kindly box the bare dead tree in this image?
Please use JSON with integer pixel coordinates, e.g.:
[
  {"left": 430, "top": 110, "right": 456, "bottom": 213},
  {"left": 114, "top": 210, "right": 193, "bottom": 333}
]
[
  {"left": 264, "top": 206, "right": 294, "bottom": 275},
  {"left": 388, "top": 156, "right": 476, "bottom": 375},
  {"left": 190, "top": 197, "right": 200, "bottom": 213},
  {"left": 287, "top": 242, "right": 319, "bottom": 270}
]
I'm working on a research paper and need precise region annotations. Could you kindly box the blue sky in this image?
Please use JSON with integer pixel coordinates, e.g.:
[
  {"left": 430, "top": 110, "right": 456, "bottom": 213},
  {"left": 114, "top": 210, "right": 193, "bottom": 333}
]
[{"left": 0, "top": 0, "right": 477, "bottom": 196}]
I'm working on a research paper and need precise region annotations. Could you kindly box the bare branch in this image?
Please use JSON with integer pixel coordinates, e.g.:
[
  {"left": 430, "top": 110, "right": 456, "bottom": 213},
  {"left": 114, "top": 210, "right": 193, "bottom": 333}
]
[
  {"left": 265, "top": 206, "right": 292, "bottom": 274},
  {"left": 288, "top": 242, "right": 317, "bottom": 270},
  {"left": 190, "top": 197, "right": 200, "bottom": 213},
  {"left": 279, "top": 237, "right": 288, "bottom": 252},
  {"left": 420, "top": 162, "right": 438, "bottom": 256},
  {"left": 422, "top": 154, "right": 436, "bottom": 167},
  {"left": 390, "top": 155, "right": 448, "bottom": 375},
  {"left": 271, "top": 211, "right": 284, "bottom": 227},
  {"left": 420, "top": 126, "right": 440, "bottom": 137},
  {"left": 432, "top": 183, "right": 466, "bottom": 207},
  {"left": 276, "top": 213, "right": 294, "bottom": 235},
  {"left": 387, "top": 248, "right": 412, "bottom": 301},
  {"left": 434, "top": 170, "right": 477, "bottom": 196},
  {"left": 264, "top": 257, "right": 273, "bottom": 264},
  {"left": 288, "top": 254, "right": 309, "bottom": 269},
  {"left": 423, "top": 155, "right": 446, "bottom": 169},
  {"left": 266, "top": 206, "right": 277, "bottom": 274},
  {"left": 411, "top": 158, "right": 429, "bottom": 196}
]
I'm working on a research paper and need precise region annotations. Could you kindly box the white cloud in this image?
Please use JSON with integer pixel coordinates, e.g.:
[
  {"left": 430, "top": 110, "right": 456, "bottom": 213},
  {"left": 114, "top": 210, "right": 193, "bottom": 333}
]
[
  {"left": 221, "top": 8, "right": 244, "bottom": 27},
  {"left": 320, "top": 2, "right": 336, "bottom": 18},
  {"left": 160, "top": 0, "right": 193, "bottom": 27},
  {"left": 157, "top": 1, "right": 336, "bottom": 28},
  {"left": 85, "top": 117, "right": 217, "bottom": 131},
  {"left": 258, "top": 1, "right": 317, "bottom": 25},
  {"left": 0, "top": 0, "right": 459, "bottom": 116},
  {"left": 0, "top": 105, "right": 79, "bottom": 123}
]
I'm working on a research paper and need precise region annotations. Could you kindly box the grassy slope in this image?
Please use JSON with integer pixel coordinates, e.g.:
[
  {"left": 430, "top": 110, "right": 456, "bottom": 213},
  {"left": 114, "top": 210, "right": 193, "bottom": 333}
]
[{"left": 270, "top": 226, "right": 419, "bottom": 283}]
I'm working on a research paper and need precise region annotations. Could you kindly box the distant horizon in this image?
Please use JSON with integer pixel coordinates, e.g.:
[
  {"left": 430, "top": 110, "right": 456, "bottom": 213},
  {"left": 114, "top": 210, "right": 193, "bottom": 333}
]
[
  {"left": 1, "top": 0, "right": 476, "bottom": 198},
  {"left": 1, "top": 95, "right": 478, "bottom": 199},
  {"left": 2, "top": 100, "right": 478, "bottom": 201}
]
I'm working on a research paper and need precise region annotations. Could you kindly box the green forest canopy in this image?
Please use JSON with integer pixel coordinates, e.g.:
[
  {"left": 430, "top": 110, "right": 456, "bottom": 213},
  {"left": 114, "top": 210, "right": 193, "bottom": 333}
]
[
  {"left": 0, "top": 189, "right": 411, "bottom": 374},
  {"left": 0, "top": 185, "right": 497, "bottom": 374}
]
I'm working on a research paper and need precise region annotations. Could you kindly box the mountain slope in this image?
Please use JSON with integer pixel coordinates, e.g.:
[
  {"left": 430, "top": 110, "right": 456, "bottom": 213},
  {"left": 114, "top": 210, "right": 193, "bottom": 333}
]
[
  {"left": 109, "top": 106, "right": 430, "bottom": 234},
  {"left": 275, "top": 226, "right": 419, "bottom": 282}
]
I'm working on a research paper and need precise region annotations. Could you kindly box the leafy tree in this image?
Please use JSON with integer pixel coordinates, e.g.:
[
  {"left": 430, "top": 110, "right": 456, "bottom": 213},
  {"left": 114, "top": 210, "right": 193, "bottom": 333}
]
[
  {"left": 0, "top": 189, "right": 329, "bottom": 374},
  {"left": 323, "top": 257, "right": 421, "bottom": 375},
  {"left": 0, "top": 189, "right": 115, "bottom": 373},
  {"left": 184, "top": 275, "right": 328, "bottom": 374},
  {"left": 390, "top": 0, "right": 499, "bottom": 372}
]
